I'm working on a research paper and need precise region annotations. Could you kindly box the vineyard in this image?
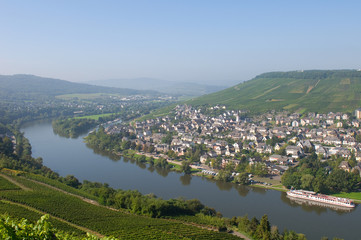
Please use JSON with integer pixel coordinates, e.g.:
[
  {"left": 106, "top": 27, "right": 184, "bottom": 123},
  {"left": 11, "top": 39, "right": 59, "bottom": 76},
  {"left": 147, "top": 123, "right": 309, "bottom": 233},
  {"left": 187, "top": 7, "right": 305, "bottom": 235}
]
[
  {"left": 0, "top": 175, "right": 21, "bottom": 190},
  {"left": 24, "top": 173, "right": 98, "bottom": 200},
  {"left": 0, "top": 174, "right": 242, "bottom": 239},
  {"left": 0, "top": 200, "right": 85, "bottom": 236}
]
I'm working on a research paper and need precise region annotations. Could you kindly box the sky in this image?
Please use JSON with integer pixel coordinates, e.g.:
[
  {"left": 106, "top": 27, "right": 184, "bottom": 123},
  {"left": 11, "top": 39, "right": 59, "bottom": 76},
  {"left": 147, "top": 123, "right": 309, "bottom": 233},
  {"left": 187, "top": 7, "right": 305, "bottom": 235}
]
[{"left": 1, "top": 0, "right": 361, "bottom": 86}]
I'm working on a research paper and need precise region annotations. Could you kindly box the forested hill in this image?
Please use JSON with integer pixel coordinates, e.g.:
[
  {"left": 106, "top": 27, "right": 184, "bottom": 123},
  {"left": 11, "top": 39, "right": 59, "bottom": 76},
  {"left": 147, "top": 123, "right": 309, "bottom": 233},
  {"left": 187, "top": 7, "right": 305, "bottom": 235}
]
[
  {"left": 0, "top": 74, "right": 158, "bottom": 100},
  {"left": 187, "top": 70, "right": 361, "bottom": 113}
]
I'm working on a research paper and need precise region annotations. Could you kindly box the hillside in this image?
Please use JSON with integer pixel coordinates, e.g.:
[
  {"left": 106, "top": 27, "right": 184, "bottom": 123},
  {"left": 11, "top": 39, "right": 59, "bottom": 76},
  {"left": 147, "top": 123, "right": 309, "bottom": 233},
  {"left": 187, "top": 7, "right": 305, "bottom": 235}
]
[
  {"left": 187, "top": 70, "right": 361, "bottom": 113},
  {"left": 0, "top": 172, "right": 241, "bottom": 239},
  {"left": 0, "top": 74, "right": 158, "bottom": 100},
  {"left": 89, "top": 78, "right": 227, "bottom": 96}
]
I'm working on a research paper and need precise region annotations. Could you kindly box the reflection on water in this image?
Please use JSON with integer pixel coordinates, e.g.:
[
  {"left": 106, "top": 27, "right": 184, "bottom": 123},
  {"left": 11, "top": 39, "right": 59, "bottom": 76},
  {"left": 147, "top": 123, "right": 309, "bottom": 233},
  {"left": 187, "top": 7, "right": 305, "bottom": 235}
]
[
  {"left": 251, "top": 186, "right": 267, "bottom": 195},
  {"left": 180, "top": 174, "right": 192, "bottom": 186},
  {"left": 87, "top": 144, "right": 121, "bottom": 161},
  {"left": 215, "top": 180, "right": 233, "bottom": 191},
  {"left": 53, "top": 128, "right": 90, "bottom": 139},
  {"left": 155, "top": 167, "right": 169, "bottom": 177},
  {"left": 234, "top": 184, "right": 251, "bottom": 197},
  {"left": 147, "top": 166, "right": 155, "bottom": 173},
  {"left": 136, "top": 162, "right": 147, "bottom": 169},
  {"left": 280, "top": 192, "right": 354, "bottom": 215},
  {"left": 87, "top": 144, "right": 173, "bottom": 178}
]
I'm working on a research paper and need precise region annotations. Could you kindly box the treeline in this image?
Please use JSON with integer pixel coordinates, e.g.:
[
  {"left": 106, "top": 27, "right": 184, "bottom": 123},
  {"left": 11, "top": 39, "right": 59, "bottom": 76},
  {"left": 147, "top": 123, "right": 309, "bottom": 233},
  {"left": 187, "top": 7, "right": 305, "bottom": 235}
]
[
  {"left": 81, "top": 180, "right": 217, "bottom": 218},
  {"left": 85, "top": 126, "right": 125, "bottom": 152},
  {"left": 281, "top": 153, "right": 360, "bottom": 193},
  {"left": 230, "top": 214, "right": 306, "bottom": 240},
  {"left": 256, "top": 70, "right": 361, "bottom": 80},
  {"left": 0, "top": 102, "right": 75, "bottom": 126},
  {"left": 52, "top": 118, "right": 97, "bottom": 138}
]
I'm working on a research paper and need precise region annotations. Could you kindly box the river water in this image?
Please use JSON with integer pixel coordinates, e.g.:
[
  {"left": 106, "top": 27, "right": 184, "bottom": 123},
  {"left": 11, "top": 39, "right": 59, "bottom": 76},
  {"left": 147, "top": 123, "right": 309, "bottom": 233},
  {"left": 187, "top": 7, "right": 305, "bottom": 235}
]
[{"left": 21, "top": 120, "right": 360, "bottom": 239}]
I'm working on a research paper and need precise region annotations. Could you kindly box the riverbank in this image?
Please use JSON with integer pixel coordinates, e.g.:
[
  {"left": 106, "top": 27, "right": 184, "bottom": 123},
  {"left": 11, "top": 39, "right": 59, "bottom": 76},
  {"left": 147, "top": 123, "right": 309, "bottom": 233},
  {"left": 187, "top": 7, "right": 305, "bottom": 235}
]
[
  {"left": 108, "top": 147, "right": 292, "bottom": 193},
  {"left": 110, "top": 148, "right": 361, "bottom": 206}
]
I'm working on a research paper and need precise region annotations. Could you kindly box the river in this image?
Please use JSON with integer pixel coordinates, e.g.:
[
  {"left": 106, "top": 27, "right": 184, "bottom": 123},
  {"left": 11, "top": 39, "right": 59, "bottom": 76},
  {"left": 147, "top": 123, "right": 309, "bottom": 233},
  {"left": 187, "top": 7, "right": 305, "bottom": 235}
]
[{"left": 21, "top": 120, "right": 360, "bottom": 239}]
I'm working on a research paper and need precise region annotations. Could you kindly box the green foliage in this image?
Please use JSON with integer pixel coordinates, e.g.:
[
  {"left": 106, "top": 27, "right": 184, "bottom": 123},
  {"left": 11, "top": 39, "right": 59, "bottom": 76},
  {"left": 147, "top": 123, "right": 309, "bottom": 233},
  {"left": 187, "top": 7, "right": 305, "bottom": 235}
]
[
  {"left": 187, "top": 70, "right": 361, "bottom": 113},
  {"left": 233, "top": 172, "right": 249, "bottom": 185},
  {"left": 235, "top": 214, "right": 305, "bottom": 240},
  {"left": 0, "top": 136, "right": 13, "bottom": 156},
  {"left": 154, "top": 157, "right": 169, "bottom": 168},
  {"left": 52, "top": 118, "right": 97, "bottom": 138},
  {"left": 181, "top": 161, "right": 192, "bottom": 174},
  {"left": 161, "top": 132, "right": 173, "bottom": 144},
  {"left": 281, "top": 155, "right": 360, "bottom": 193},
  {"left": 0, "top": 214, "right": 57, "bottom": 239},
  {"left": 0, "top": 214, "right": 118, "bottom": 240}
]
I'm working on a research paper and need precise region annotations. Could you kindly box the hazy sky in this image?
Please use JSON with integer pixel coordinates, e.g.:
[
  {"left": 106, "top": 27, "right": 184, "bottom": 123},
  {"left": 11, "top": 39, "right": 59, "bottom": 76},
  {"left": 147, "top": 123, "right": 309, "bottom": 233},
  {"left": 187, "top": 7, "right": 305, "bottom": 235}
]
[{"left": 1, "top": 0, "right": 361, "bottom": 85}]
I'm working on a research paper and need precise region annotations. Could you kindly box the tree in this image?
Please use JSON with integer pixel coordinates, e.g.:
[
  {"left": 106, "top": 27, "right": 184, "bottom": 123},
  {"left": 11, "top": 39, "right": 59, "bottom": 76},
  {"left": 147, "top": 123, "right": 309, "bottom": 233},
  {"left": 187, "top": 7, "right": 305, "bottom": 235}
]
[
  {"left": 300, "top": 174, "right": 314, "bottom": 190},
  {"left": 255, "top": 214, "right": 271, "bottom": 240},
  {"left": 0, "top": 136, "right": 13, "bottom": 156},
  {"left": 181, "top": 161, "right": 191, "bottom": 174},
  {"left": 121, "top": 140, "right": 131, "bottom": 150},
  {"left": 162, "top": 133, "right": 173, "bottom": 144},
  {"left": 249, "top": 217, "right": 259, "bottom": 235},
  {"left": 216, "top": 169, "right": 232, "bottom": 182},
  {"left": 281, "top": 170, "right": 301, "bottom": 189},
  {"left": 135, "top": 144, "right": 142, "bottom": 151},
  {"left": 252, "top": 163, "right": 268, "bottom": 177},
  {"left": 148, "top": 145, "right": 155, "bottom": 153},
  {"left": 62, "top": 175, "right": 81, "bottom": 188},
  {"left": 270, "top": 226, "right": 281, "bottom": 240}
]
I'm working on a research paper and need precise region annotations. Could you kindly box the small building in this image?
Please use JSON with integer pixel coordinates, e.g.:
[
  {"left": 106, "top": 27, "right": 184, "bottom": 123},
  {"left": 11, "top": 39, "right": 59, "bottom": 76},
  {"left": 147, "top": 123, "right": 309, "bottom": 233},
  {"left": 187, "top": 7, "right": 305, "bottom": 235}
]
[{"left": 339, "top": 161, "right": 351, "bottom": 172}]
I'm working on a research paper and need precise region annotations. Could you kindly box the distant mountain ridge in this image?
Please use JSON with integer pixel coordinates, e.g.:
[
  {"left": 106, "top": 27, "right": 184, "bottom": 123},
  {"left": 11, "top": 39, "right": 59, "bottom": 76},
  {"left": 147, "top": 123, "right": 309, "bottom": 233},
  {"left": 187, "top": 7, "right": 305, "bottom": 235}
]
[
  {"left": 187, "top": 70, "right": 361, "bottom": 113},
  {"left": 88, "top": 78, "right": 227, "bottom": 96},
  {"left": 0, "top": 74, "right": 158, "bottom": 100}
]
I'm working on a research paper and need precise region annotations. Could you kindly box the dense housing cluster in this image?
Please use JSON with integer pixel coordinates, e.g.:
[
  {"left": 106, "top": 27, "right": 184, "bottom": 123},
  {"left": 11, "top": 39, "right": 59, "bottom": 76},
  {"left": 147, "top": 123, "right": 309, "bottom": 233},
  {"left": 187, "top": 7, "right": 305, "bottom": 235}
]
[{"left": 103, "top": 105, "right": 361, "bottom": 182}]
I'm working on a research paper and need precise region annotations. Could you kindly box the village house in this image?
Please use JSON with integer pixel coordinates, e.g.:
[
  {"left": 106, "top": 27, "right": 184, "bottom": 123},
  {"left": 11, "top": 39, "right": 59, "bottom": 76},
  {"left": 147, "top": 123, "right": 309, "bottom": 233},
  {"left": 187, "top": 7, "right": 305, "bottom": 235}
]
[
  {"left": 339, "top": 161, "right": 352, "bottom": 172},
  {"left": 285, "top": 145, "right": 304, "bottom": 159}
]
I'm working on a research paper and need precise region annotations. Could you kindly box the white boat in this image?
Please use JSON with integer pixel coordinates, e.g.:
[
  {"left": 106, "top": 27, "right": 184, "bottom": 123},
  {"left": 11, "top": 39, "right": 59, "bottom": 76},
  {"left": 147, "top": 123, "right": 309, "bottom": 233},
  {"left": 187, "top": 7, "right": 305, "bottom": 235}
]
[{"left": 286, "top": 189, "right": 355, "bottom": 208}]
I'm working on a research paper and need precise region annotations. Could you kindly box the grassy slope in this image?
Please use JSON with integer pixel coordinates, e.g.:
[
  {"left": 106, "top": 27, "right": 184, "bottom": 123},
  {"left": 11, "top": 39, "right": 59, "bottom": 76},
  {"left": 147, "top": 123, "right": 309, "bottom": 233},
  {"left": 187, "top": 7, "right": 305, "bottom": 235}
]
[
  {"left": 0, "top": 174, "right": 241, "bottom": 240},
  {"left": 187, "top": 70, "right": 361, "bottom": 113}
]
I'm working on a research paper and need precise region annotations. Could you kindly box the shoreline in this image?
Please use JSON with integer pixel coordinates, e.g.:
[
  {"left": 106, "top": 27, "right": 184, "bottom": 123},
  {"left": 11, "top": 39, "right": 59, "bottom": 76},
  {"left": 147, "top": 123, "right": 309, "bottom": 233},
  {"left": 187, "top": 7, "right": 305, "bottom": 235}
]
[{"left": 88, "top": 143, "right": 361, "bottom": 206}]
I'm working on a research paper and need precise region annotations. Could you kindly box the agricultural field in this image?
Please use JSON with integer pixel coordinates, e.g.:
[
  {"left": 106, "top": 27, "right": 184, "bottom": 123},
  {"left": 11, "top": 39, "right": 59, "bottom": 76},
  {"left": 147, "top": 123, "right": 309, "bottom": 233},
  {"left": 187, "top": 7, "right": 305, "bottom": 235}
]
[
  {"left": 74, "top": 113, "right": 118, "bottom": 120},
  {"left": 0, "top": 174, "right": 242, "bottom": 239},
  {"left": 24, "top": 173, "right": 98, "bottom": 200},
  {"left": 187, "top": 70, "right": 361, "bottom": 113},
  {"left": 0, "top": 175, "right": 21, "bottom": 190},
  {"left": 0, "top": 200, "right": 86, "bottom": 236}
]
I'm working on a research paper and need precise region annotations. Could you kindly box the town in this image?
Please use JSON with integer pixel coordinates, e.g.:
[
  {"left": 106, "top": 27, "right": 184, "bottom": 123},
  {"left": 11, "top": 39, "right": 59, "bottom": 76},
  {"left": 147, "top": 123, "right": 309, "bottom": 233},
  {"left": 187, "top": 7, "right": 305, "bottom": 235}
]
[{"left": 100, "top": 104, "right": 361, "bottom": 186}]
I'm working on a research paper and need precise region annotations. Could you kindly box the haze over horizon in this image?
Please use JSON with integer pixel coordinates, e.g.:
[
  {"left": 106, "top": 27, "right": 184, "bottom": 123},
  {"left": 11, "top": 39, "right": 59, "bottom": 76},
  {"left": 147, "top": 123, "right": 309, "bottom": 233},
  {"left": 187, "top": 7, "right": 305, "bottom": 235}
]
[{"left": 1, "top": 0, "right": 361, "bottom": 85}]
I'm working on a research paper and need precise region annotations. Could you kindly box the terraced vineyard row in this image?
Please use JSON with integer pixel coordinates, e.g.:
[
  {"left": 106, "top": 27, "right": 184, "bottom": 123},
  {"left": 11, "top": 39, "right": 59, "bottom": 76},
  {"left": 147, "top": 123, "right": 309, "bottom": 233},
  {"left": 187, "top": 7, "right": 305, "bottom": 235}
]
[
  {"left": 0, "top": 175, "right": 21, "bottom": 190},
  {"left": 0, "top": 174, "right": 241, "bottom": 239},
  {"left": 0, "top": 200, "right": 86, "bottom": 236},
  {"left": 24, "top": 173, "right": 98, "bottom": 200}
]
